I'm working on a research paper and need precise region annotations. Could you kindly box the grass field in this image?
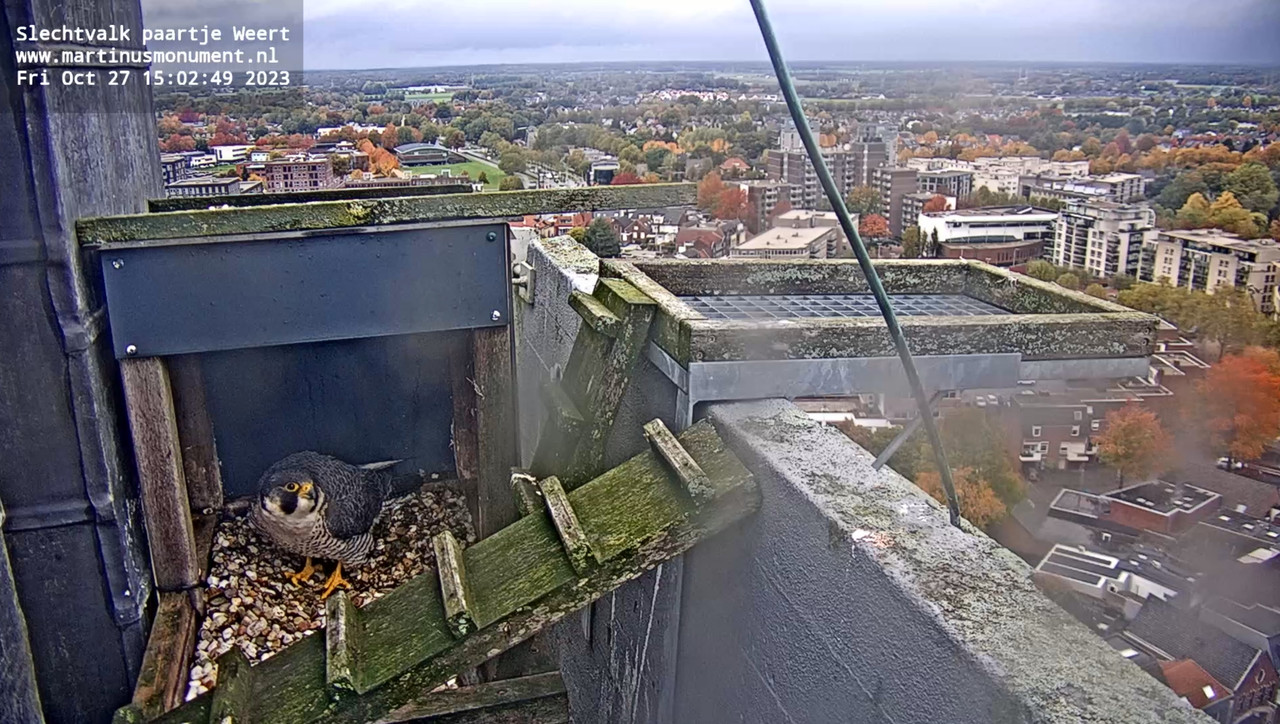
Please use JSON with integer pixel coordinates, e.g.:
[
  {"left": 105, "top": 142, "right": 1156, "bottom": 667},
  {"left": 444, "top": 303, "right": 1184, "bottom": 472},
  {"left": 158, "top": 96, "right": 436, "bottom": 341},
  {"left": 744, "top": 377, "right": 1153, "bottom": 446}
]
[
  {"left": 404, "top": 92, "right": 455, "bottom": 103},
  {"left": 404, "top": 160, "right": 506, "bottom": 190}
]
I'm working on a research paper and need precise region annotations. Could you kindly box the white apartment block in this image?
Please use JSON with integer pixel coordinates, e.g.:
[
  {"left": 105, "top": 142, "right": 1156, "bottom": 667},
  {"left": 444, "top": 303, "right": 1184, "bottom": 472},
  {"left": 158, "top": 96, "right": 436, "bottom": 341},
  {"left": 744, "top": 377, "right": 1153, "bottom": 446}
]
[
  {"left": 1052, "top": 200, "right": 1156, "bottom": 278},
  {"left": 918, "top": 205, "right": 1059, "bottom": 245},
  {"left": 904, "top": 156, "right": 1091, "bottom": 195},
  {"left": 1141, "top": 229, "right": 1280, "bottom": 314}
]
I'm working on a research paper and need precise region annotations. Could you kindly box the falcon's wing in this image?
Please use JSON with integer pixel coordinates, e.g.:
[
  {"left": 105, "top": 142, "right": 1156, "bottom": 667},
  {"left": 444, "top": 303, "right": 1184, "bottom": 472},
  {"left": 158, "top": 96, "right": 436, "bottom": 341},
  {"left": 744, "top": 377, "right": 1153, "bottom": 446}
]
[{"left": 317, "top": 464, "right": 390, "bottom": 540}]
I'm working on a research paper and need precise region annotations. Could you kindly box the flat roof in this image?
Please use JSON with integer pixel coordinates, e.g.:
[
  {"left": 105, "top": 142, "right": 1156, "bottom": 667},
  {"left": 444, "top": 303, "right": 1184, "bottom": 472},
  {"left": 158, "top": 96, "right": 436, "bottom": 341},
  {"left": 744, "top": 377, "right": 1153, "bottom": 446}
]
[
  {"left": 1107, "top": 481, "right": 1218, "bottom": 516},
  {"left": 1204, "top": 508, "right": 1280, "bottom": 541},
  {"left": 924, "top": 205, "right": 1058, "bottom": 219},
  {"left": 1158, "top": 229, "right": 1280, "bottom": 256},
  {"left": 165, "top": 175, "right": 241, "bottom": 188},
  {"left": 737, "top": 226, "right": 834, "bottom": 250}
]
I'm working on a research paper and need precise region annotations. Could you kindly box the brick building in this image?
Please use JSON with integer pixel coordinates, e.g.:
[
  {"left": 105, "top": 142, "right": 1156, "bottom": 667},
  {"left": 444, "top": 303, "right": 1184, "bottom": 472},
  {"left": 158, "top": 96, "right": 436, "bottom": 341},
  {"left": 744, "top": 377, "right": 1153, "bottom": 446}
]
[{"left": 264, "top": 157, "right": 340, "bottom": 193}]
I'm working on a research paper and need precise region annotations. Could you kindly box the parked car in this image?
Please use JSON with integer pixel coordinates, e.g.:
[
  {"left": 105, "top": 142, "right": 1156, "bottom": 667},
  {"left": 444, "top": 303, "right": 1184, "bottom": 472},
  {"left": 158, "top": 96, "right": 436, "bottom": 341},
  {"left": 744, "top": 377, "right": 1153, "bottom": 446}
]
[{"left": 1217, "top": 457, "right": 1245, "bottom": 471}]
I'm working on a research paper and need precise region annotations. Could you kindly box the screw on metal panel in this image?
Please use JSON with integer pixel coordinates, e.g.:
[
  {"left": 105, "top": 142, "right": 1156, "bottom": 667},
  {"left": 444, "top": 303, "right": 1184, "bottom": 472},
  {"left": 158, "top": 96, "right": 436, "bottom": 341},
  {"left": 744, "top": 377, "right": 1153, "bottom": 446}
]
[
  {"left": 111, "top": 259, "right": 124, "bottom": 269},
  {"left": 491, "top": 310, "right": 502, "bottom": 321},
  {"left": 487, "top": 231, "right": 498, "bottom": 242},
  {"left": 125, "top": 345, "right": 138, "bottom": 355}
]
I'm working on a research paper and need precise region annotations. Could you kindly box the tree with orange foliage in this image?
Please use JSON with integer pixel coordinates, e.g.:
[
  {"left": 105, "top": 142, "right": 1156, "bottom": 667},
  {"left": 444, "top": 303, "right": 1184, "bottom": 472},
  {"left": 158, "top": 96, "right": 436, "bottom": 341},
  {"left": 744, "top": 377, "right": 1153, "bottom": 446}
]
[
  {"left": 916, "top": 467, "right": 1006, "bottom": 528},
  {"left": 696, "top": 171, "right": 726, "bottom": 212},
  {"left": 922, "top": 194, "right": 948, "bottom": 213},
  {"left": 1096, "top": 405, "right": 1173, "bottom": 486},
  {"left": 859, "top": 214, "right": 889, "bottom": 239},
  {"left": 1270, "top": 219, "right": 1280, "bottom": 242},
  {"left": 1193, "top": 348, "right": 1280, "bottom": 463},
  {"left": 382, "top": 123, "right": 398, "bottom": 149},
  {"left": 921, "top": 130, "right": 939, "bottom": 146},
  {"left": 610, "top": 172, "right": 643, "bottom": 185},
  {"left": 713, "top": 187, "right": 750, "bottom": 221}
]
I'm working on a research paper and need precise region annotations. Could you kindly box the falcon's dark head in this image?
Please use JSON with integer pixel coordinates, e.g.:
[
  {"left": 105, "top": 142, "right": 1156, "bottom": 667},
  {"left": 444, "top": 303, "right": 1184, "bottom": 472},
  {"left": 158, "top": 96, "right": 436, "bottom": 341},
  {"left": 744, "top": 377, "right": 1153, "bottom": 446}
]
[{"left": 258, "top": 467, "right": 324, "bottom": 521}]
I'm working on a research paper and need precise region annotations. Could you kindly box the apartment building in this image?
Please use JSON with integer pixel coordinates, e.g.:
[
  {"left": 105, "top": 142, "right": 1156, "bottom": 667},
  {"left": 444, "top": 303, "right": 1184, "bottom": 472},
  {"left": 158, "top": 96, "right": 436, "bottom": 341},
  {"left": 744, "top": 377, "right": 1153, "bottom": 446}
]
[
  {"left": 1051, "top": 200, "right": 1156, "bottom": 278},
  {"left": 905, "top": 157, "right": 1090, "bottom": 195},
  {"left": 740, "top": 180, "right": 792, "bottom": 234},
  {"left": 1141, "top": 229, "right": 1280, "bottom": 314},
  {"left": 163, "top": 175, "right": 261, "bottom": 198},
  {"left": 871, "top": 166, "right": 919, "bottom": 238},
  {"left": 264, "top": 157, "right": 340, "bottom": 193},
  {"left": 730, "top": 226, "right": 834, "bottom": 259},
  {"left": 917, "top": 168, "right": 973, "bottom": 199},
  {"left": 765, "top": 141, "right": 887, "bottom": 210},
  {"left": 917, "top": 205, "right": 1058, "bottom": 267},
  {"left": 1020, "top": 172, "right": 1144, "bottom": 204}
]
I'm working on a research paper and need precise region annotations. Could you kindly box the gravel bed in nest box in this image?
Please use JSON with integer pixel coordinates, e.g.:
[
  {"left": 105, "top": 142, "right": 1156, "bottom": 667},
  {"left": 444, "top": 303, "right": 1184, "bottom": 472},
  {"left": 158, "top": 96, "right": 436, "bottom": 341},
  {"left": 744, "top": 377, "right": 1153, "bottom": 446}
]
[{"left": 186, "top": 482, "right": 474, "bottom": 700}]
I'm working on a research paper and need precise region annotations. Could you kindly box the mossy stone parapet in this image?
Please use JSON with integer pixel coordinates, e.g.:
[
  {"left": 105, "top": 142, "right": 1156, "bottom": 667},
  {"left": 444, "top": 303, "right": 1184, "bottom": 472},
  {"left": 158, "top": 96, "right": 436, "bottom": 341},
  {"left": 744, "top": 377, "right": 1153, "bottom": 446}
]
[
  {"left": 602, "top": 259, "right": 1157, "bottom": 365},
  {"left": 78, "top": 184, "right": 698, "bottom": 247}
]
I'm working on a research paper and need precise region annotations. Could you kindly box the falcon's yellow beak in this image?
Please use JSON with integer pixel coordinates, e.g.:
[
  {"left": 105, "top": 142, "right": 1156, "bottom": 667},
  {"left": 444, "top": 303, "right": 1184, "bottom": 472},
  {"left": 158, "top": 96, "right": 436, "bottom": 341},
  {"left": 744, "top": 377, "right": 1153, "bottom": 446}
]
[{"left": 298, "top": 482, "right": 313, "bottom": 497}]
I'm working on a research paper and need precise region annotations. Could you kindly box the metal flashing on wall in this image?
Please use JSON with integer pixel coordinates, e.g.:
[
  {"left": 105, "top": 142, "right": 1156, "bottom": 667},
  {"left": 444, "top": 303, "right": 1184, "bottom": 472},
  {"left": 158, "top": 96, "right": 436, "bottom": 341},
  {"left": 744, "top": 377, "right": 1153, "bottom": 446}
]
[{"left": 99, "top": 222, "right": 511, "bottom": 358}]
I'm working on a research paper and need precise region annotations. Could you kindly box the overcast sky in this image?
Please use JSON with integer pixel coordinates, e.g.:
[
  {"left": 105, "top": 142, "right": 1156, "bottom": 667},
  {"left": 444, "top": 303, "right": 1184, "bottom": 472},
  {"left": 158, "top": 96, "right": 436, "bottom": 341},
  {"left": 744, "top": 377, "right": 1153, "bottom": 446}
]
[{"left": 145, "top": 0, "right": 1280, "bottom": 69}]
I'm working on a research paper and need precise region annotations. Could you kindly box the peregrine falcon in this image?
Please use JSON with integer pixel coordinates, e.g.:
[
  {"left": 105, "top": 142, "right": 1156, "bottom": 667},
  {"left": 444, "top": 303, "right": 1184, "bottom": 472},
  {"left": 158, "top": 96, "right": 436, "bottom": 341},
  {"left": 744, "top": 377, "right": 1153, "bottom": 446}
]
[{"left": 249, "top": 451, "right": 394, "bottom": 599}]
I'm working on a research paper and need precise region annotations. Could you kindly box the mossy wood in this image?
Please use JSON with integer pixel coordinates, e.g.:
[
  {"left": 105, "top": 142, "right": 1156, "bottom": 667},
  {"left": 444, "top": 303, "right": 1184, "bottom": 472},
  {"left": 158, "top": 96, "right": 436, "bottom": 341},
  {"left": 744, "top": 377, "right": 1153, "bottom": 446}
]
[
  {"left": 132, "top": 420, "right": 757, "bottom": 724},
  {"left": 531, "top": 277, "right": 657, "bottom": 488},
  {"left": 78, "top": 184, "right": 696, "bottom": 246},
  {"left": 599, "top": 259, "right": 1157, "bottom": 364},
  {"left": 147, "top": 182, "right": 473, "bottom": 213},
  {"left": 379, "top": 671, "right": 568, "bottom": 723}
]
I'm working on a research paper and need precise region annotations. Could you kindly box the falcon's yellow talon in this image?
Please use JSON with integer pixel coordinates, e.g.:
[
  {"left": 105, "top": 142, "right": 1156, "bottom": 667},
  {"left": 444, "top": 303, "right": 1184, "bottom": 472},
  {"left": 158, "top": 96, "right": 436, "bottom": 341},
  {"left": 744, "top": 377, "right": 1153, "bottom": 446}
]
[
  {"left": 288, "top": 557, "right": 316, "bottom": 587},
  {"left": 319, "top": 562, "right": 353, "bottom": 600}
]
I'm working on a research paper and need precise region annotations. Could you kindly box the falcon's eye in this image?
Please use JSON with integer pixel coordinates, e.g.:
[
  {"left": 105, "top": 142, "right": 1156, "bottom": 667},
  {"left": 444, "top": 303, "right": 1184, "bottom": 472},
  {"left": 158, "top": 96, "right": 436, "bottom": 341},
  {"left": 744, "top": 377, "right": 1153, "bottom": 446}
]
[{"left": 284, "top": 482, "right": 299, "bottom": 493}]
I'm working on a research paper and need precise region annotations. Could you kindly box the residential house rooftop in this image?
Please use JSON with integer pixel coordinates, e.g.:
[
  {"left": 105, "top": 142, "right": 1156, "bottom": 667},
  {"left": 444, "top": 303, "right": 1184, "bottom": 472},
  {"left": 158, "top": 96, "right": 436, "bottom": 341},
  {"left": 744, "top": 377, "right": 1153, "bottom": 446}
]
[{"left": 1125, "top": 597, "right": 1264, "bottom": 693}]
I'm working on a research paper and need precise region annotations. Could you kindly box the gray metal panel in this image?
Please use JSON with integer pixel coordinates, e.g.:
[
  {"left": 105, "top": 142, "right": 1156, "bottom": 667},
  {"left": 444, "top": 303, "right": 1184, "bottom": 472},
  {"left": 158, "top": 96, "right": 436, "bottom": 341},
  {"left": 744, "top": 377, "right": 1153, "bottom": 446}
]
[{"left": 100, "top": 222, "right": 510, "bottom": 357}]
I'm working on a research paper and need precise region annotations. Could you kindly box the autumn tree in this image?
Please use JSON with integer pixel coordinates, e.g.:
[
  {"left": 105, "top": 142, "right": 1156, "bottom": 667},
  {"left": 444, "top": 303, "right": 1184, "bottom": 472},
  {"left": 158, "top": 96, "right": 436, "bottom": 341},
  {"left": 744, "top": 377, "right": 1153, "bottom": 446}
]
[
  {"left": 1056, "top": 272, "right": 1081, "bottom": 290},
  {"left": 1096, "top": 405, "right": 1173, "bottom": 486},
  {"left": 846, "top": 185, "right": 884, "bottom": 216},
  {"left": 1193, "top": 348, "right": 1280, "bottom": 462},
  {"left": 696, "top": 171, "right": 726, "bottom": 212},
  {"left": 1084, "top": 283, "right": 1107, "bottom": 299},
  {"left": 859, "top": 214, "right": 889, "bottom": 240},
  {"left": 583, "top": 218, "right": 622, "bottom": 258},
  {"left": 442, "top": 128, "right": 465, "bottom": 149},
  {"left": 697, "top": 172, "right": 749, "bottom": 220},
  {"left": 567, "top": 226, "right": 587, "bottom": 243},
  {"left": 916, "top": 468, "right": 1007, "bottom": 528},
  {"left": 1271, "top": 219, "right": 1280, "bottom": 242},
  {"left": 610, "top": 172, "right": 643, "bottom": 185},
  {"left": 922, "top": 194, "right": 948, "bottom": 213}
]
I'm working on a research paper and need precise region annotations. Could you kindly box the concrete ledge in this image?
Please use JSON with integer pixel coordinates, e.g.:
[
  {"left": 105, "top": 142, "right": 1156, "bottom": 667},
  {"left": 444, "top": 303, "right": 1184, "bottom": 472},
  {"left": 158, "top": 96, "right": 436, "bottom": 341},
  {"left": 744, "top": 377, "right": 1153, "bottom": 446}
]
[{"left": 683, "top": 399, "right": 1207, "bottom": 723}]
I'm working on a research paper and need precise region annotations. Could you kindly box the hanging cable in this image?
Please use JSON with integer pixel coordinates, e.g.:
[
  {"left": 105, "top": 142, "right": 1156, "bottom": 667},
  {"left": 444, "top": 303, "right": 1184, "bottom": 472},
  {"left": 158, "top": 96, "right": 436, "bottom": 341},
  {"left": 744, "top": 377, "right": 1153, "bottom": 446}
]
[{"left": 748, "top": 0, "right": 962, "bottom": 527}]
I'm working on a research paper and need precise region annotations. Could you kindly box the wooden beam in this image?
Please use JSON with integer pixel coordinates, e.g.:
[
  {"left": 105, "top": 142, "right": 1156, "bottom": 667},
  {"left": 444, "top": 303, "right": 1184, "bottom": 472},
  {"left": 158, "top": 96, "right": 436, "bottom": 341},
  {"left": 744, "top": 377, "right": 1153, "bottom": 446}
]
[
  {"left": 77, "top": 184, "right": 697, "bottom": 246},
  {"left": 120, "top": 357, "right": 199, "bottom": 591},
  {"left": 643, "top": 419, "right": 714, "bottom": 504},
  {"left": 168, "top": 355, "right": 222, "bottom": 514},
  {"left": 537, "top": 477, "right": 597, "bottom": 575},
  {"left": 129, "top": 592, "right": 198, "bottom": 719},
  {"left": 472, "top": 327, "right": 518, "bottom": 540},
  {"left": 434, "top": 530, "right": 476, "bottom": 638},
  {"left": 378, "top": 671, "right": 569, "bottom": 724},
  {"left": 326, "top": 591, "right": 369, "bottom": 694},
  {"left": 208, "top": 650, "right": 253, "bottom": 723},
  {"left": 568, "top": 291, "right": 621, "bottom": 338},
  {"left": 449, "top": 335, "right": 481, "bottom": 529},
  {"left": 510, "top": 471, "right": 541, "bottom": 518}
]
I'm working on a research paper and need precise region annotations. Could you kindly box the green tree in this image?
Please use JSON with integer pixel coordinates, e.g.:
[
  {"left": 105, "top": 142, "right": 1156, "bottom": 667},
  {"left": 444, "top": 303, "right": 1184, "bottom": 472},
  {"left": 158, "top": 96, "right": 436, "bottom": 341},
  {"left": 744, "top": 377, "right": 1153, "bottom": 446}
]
[
  {"left": 1025, "top": 260, "right": 1058, "bottom": 282},
  {"left": 1111, "top": 273, "right": 1136, "bottom": 291},
  {"left": 583, "top": 218, "right": 621, "bottom": 258},
  {"left": 936, "top": 408, "right": 1023, "bottom": 507},
  {"left": 477, "top": 171, "right": 489, "bottom": 185},
  {"left": 833, "top": 422, "right": 925, "bottom": 480},
  {"left": 499, "top": 150, "right": 527, "bottom": 175},
  {"left": 1084, "top": 283, "right": 1107, "bottom": 299},
  {"left": 567, "top": 226, "right": 587, "bottom": 243},
  {"left": 1156, "top": 170, "right": 1208, "bottom": 211},
  {"left": 926, "top": 228, "right": 940, "bottom": 258},
  {"left": 846, "top": 185, "right": 884, "bottom": 216},
  {"left": 498, "top": 176, "right": 524, "bottom": 191},
  {"left": 901, "top": 225, "right": 923, "bottom": 258},
  {"left": 1056, "top": 272, "right": 1081, "bottom": 290},
  {"left": 1225, "top": 162, "right": 1280, "bottom": 214}
]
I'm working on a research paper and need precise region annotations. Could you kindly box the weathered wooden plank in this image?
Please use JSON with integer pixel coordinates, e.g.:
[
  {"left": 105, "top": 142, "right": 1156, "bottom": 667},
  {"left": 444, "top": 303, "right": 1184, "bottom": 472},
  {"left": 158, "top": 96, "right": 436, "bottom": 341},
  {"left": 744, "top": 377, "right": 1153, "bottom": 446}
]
[
  {"left": 130, "top": 592, "right": 198, "bottom": 719},
  {"left": 120, "top": 357, "right": 199, "bottom": 591},
  {"left": 434, "top": 531, "right": 477, "bottom": 638},
  {"left": 208, "top": 650, "right": 254, "bottom": 723},
  {"left": 168, "top": 355, "right": 222, "bottom": 514},
  {"left": 326, "top": 590, "right": 367, "bottom": 694},
  {"left": 77, "top": 184, "right": 697, "bottom": 246},
  {"left": 510, "top": 471, "right": 541, "bottom": 517},
  {"left": 377, "top": 671, "right": 568, "bottom": 724},
  {"left": 568, "top": 291, "right": 621, "bottom": 338},
  {"left": 537, "top": 477, "right": 597, "bottom": 574},
  {"left": 147, "top": 420, "right": 757, "bottom": 724},
  {"left": 473, "top": 327, "right": 519, "bottom": 541},
  {"left": 449, "top": 335, "right": 481, "bottom": 528},
  {"left": 148, "top": 181, "right": 473, "bottom": 212},
  {"left": 193, "top": 512, "right": 219, "bottom": 581},
  {"left": 643, "top": 419, "right": 714, "bottom": 504}
]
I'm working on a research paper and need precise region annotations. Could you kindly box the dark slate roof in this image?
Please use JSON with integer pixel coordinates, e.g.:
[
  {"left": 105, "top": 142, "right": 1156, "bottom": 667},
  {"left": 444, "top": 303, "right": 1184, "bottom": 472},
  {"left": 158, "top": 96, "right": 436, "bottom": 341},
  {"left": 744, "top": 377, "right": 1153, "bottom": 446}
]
[
  {"left": 1126, "top": 597, "right": 1262, "bottom": 691},
  {"left": 1206, "top": 597, "right": 1280, "bottom": 637}
]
